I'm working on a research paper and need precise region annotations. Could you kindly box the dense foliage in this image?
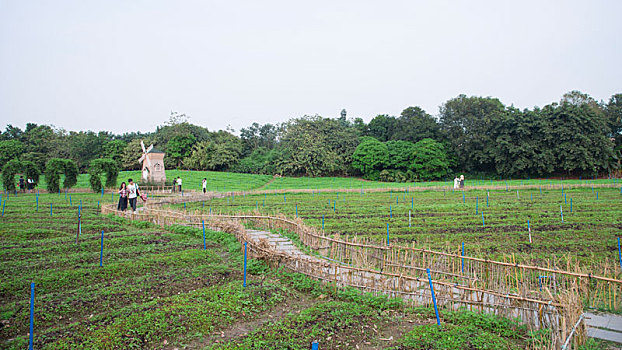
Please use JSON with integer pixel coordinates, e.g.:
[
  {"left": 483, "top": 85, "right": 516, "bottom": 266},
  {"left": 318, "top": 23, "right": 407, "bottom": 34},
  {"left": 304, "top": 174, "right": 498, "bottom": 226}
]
[
  {"left": 1, "top": 91, "right": 620, "bottom": 181},
  {"left": 45, "top": 158, "right": 78, "bottom": 193},
  {"left": 88, "top": 158, "right": 119, "bottom": 192}
]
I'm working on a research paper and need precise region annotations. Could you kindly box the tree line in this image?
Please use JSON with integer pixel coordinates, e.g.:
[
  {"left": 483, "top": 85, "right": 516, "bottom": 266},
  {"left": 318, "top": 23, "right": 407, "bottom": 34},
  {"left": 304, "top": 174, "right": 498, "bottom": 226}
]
[{"left": 1, "top": 91, "right": 620, "bottom": 184}]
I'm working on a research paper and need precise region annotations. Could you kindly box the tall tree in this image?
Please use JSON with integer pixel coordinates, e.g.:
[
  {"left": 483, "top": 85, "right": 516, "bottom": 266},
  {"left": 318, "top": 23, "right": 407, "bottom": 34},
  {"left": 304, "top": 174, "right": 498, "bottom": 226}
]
[
  {"left": 439, "top": 95, "right": 506, "bottom": 173},
  {"left": 392, "top": 106, "right": 442, "bottom": 143},
  {"left": 351, "top": 137, "right": 389, "bottom": 180},
  {"left": 367, "top": 115, "right": 397, "bottom": 142}
]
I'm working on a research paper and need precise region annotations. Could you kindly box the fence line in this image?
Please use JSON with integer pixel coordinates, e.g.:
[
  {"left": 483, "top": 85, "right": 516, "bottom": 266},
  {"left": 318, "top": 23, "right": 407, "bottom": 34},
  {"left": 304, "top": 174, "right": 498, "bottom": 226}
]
[{"left": 102, "top": 200, "right": 589, "bottom": 348}]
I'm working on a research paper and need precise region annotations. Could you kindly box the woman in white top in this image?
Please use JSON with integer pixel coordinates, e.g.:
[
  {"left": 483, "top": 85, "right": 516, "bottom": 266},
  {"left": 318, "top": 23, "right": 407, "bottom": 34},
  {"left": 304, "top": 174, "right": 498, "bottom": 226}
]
[{"left": 202, "top": 178, "right": 207, "bottom": 194}]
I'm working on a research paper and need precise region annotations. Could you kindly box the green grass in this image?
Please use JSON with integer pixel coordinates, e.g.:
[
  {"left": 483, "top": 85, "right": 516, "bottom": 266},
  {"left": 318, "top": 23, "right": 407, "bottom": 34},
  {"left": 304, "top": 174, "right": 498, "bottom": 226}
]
[
  {"left": 1, "top": 170, "right": 272, "bottom": 192},
  {"left": 260, "top": 174, "right": 620, "bottom": 190}
]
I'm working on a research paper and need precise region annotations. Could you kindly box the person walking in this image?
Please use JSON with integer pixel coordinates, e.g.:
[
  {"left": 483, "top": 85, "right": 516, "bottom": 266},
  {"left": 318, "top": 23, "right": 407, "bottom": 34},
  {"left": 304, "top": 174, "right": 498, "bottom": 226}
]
[
  {"left": 202, "top": 178, "right": 207, "bottom": 194},
  {"left": 459, "top": 175, "right": 465, "bottom": 189},
  {"left": 453, "top": 176, "right": 459, "bottom": 189},
  {"left": 177, "top": 176, "right": 182, "bottom": 193},
  {"left": 19, "top": 176, "right": 25, "bottom": 193},
  {"left": 127, "top": 178, "right": 138, "bottom": 212},
  {"left": 118, "top": 182, "right": 128, "bottom": 211}
]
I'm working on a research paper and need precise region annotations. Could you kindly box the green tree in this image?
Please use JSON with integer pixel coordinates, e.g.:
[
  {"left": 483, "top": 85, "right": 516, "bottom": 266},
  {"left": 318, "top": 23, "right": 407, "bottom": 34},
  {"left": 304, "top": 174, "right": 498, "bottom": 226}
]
[
  {"left": 22, "top": 161, "right": 40, "bottom": 184},
  {"left": 410, "top": 138, "right": 449, "bottom": 180},
  {"left": 351, "top": 137, "right": 389, "bottom": 180},
  {"left": 240, "top": 122, "right": 277, "bottom": 156},
  {"left": 88, "top": 158, "right": 119, "bottom": 192},
  {"left": 103, "top": 139, "right": 127, "bottom": 168},
  {"left": 1, "top": 159, "right": 22, "bottom": 191},
  {"left": 439, "top": 95, "right": 506, "bottom": 173},
  {"left": 277, "top": 117, "right": 358, "bottom": 176},
  {"left": 45, "top": 158, "right": 78, "bottom": 193},
  {"left": 185, "top": 131, "right": 243, "bottom": 171},
  {"left": 0, "top": 139, "right": 24, "bottom": 168},
  {"left": 606, "top": 93, "right": 622, "bottom": 146},
  {"left": 167, "top": 134, "right": 196, "bottom": 168},
  {"left": 392, "top": 107, "right": 442, "bottom": 143},
  {"left": 492, "top": 107, "right": 555, "bottom": 177},
  {"left": 386, "top": 140, "right": 415, "bottom": 171},
  {"left": 543, "top": 97, "right": 612, "bottom": 176},
  {"left": 367, "top": 115, "right": 397, "bottom": 142}
]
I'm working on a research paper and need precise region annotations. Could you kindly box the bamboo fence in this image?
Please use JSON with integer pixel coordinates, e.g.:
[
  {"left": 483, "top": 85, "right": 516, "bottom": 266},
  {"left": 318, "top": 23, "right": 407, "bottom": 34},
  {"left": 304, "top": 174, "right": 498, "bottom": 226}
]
[{"left": 102, "top": 200, "right": 592, "bottom": 348}]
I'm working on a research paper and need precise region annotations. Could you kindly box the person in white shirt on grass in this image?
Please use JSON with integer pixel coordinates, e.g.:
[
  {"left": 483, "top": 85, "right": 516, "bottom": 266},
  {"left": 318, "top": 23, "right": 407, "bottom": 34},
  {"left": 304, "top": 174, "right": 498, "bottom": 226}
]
[
  {"left": 202, "top": 178, "right": 207, "bottom": 194},
  {"left": 177, "top": 177, "right": 182, "bottom": 193},
  {"left": 127, "top": 178, "right": 138, "bottom": 212}
]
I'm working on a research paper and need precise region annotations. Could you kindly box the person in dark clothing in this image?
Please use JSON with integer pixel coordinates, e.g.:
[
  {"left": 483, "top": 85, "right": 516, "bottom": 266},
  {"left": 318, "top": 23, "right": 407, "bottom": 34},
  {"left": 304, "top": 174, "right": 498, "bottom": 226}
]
[
  {"left": 118, "top": 182, "right": 128, "bottom": 211},
  {"left": 19, "top": 176, "right": 25, "bottom": 193}
]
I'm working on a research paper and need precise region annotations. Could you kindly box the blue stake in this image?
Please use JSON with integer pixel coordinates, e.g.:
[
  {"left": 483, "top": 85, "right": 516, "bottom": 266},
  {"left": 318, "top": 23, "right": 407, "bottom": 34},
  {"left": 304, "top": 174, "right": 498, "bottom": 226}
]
[
  {"left": 461, "top": 242, "right": 465, "bottom": 273},
  {"left": 36, "top": 196, "right": 38, "bottom": 212},
  {"left": 618, "top": 237, "right": 622, "bottom": 273},
  {"left": 243, "top": 242, "right": 247, "bottom": 288},
  {"left": 570, "top": 198, "right": 573, "bottom": 213},
  {"left": 486, "top": 192, "right": 489, "bottom": 207},
  {"left": 463, "top": 191, "right": 465, "bottom": 203},
  {"left": 29, "top": 282, "right": 35, "bottom": 350},
  {"left": 476, "top": 196, "right": 478, "bottom": 215},
  {"left": 390, "top": 206, "right": 392, "bottom": 218},
  {"left": 564, "top": 193, "right": 566, "bottom": 204},
  {"left": 596, "top": 191, "right": 599, "bottom": 200},
  {"left": 1, "top": 200, "right": 5, "bottom": 217},
  {"left": 411, "top": 197, "right": 413, "bottom": 209},
  {"left": 50, "top": 203, "right": 52, "bottom": 216},
  {"left": 426, "top": 268, "right": 441, "bottom": 326},
  {"left": 202, "top": 220, "right": 206, "bottom": 250},
  {"left": 312, "top": 342, "right": 319, "bottom": 350},
  {"left": 322, "top": 215, "right": 325, "bottom": 230},
  {"left": 69, "top": 195, "right": 72, "bottom": 206},
  {"left": 560, "top": 205, "right": 564, "bottom": 223},
  {"left": 481, "top": 212, "right": 485, "bottom": 227},
  {"left": 296, "top": 204, "right": 298, "bottom": 218},
  {"left": 386, "top": 223, "right": 390, "bottom": 245},
  {"left": 100, "top": 230, "right": 104, "bottom": 267}
]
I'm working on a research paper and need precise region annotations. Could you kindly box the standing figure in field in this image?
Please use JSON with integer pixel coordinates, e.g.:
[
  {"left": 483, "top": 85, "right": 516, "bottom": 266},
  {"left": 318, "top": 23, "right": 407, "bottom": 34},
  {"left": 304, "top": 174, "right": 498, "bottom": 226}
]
[
  {"left": 118, "top": 182, "right": 128, "bottom": 211},
  {"left": 127, "top": 178, "right": 138, "bottom": 212},
  {"left": 19, "top": 176, "right": 25, "bottom": 193},
  {"left": 453, "top": 176, "right": 459, "bottom": 189},
  {"left": 177, "top": 176, "right": 182, "bottom": 193},
  {"left": 202, "top": 178, "right": 207, "bottom": 194},
  {"left": 459, "top": 175, "right": 465, "bottom": 189}
]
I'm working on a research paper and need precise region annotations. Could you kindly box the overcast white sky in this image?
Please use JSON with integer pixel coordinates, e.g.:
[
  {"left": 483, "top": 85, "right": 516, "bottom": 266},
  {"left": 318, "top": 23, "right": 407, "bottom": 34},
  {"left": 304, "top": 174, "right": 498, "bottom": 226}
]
[{"left": 1, "top": 0, "right": 621, "bottom": 134}]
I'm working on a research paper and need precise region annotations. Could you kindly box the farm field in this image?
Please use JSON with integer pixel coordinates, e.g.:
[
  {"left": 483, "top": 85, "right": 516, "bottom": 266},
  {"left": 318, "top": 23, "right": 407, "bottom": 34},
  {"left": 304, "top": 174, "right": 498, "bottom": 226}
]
[
  {"left": 183, "top": 185, "right": 622, "bottom": 268},
  {"left": 0, "top": 191, "right": 573, "bottom": 349}
]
